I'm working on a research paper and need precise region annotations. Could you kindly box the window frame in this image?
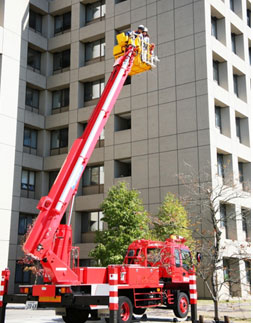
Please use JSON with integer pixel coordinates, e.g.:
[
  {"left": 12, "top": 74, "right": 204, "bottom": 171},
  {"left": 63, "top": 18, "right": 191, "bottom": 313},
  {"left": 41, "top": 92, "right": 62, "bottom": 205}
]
[
  {"left": 213, "top": 60, "right": 220, "bottom": 84},
  {"left": 25, "top": 86, "right": 40, "bottom": 111},
  {"left": 52, "top": 88, "right": 69, "bottom": 113},
  {"left": 18, "top": 213, "right": 34, "bottom": 236},
  {"left": 15, "top": 262, "right": 31, "bottom": 284},
  {"left": 217, "top": 153, "right": 225, "bottom": 178},
  {"left": 50, "top": 128, "right": 68, "bottom": 154},
  {"left": 81, "top": 211, "right": 104, "bottom": 233},
  {"left": 84, "top": 38, "right": 105, "bottom": 64},
  {"left": 211, "top": 16, "right": 218, "bottom": 39},
  {"left": 54, "top": 11, "right": 71, "bottom": 35},
  {"left": 29, "top": 9, "right": 42, "bottom": 34},
  {"left": 27, "top": 47, "right": 41, "bottom": 72},
  {"left": 215, "top": 106, "right": 222, "bottom": 132},
  {"left": 21, "top": 169, "right": 36, "bottom": 198},
  {"left": 23, "top": 127, "right": 38, "bottom": 153},
  {"left": 236, "top": 117, "right": 241, "bottom": 142},
  {"left": 233, "top": 74, "right": 239, "bottom": 96},
  {"left": 85, "top": 0, "right": 106, "bottom": 25},
  {"left": 220, "top": 203, "right": 227, "bottom": 229},
  {"left": 83, "top": 78, "right": 105, "bottom": 105},
  {"left": 53, "top": 49, "right": 70, "bottom": 72},
  {"left": 231, "top": 33, "right": 236, "bottom": 54}
]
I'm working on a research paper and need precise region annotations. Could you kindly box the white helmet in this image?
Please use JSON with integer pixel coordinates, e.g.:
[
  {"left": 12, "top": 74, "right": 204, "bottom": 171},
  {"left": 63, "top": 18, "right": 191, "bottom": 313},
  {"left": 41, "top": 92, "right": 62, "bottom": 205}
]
[
  {"left": 144, "top": 27, "right": 148, "bottom": 32},
  {"left": 138, "top": 24, "right": 145, "bottom": 31}
]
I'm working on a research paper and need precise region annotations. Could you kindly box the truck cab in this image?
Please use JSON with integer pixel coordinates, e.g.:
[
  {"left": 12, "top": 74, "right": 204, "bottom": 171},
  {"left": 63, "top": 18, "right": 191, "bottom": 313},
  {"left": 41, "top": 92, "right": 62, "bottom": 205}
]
[{"left": 124, "top": 236, "right": 192, "bottom": 283}]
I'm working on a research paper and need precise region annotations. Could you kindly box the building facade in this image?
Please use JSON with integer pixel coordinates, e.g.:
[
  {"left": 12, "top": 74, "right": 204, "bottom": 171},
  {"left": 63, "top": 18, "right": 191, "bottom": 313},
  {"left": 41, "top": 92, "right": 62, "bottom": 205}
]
[{"left": 0, "top": 0, "right": 251, "bottom": 298}]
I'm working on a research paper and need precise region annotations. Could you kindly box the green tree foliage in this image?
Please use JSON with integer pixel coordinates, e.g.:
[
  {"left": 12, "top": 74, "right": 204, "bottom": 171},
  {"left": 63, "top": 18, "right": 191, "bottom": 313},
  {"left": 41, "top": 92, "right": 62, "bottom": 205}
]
[
  {"left": 89, "top": 182, "right": 149, "bottom": 266},
  {"left": 152, "top": 193, "right": 193, "bottom": 248}
]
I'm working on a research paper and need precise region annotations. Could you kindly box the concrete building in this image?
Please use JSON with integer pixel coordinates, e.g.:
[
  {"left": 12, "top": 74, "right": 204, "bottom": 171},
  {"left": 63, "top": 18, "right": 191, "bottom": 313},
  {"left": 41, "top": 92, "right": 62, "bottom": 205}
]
[{"left": 0, "top": 0, "right": 251, "bottom": 298}]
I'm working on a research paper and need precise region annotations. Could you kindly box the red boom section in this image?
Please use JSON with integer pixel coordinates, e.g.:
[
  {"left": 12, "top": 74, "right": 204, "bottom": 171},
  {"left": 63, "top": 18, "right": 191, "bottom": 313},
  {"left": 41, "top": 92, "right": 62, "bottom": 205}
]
[{"left": 23, "top": 47, "right": 136, "bottom": 284}]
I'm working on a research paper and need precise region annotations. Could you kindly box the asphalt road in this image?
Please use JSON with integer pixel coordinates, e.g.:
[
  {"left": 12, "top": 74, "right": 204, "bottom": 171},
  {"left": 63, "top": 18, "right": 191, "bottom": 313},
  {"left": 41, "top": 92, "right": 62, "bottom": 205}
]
[
  {"left": 4, "top": 306, "right": 187, "bottom": 323},
  {"left": 4, "top": 301, "right": 251, "bottom": 323}
]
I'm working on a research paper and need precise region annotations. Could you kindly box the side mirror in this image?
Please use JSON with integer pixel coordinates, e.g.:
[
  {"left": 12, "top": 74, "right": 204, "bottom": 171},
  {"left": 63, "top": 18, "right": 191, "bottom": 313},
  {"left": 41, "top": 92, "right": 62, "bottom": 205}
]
[{"left": 196, "top": 252, "right": 202, "bottom": 263}]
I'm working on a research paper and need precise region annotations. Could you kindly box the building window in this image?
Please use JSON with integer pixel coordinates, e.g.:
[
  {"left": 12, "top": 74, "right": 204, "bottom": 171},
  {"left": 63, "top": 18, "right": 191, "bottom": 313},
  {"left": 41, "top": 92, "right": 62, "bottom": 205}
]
[
  {"left": 220, "top": 203, "right": 228, "bottom": 235},
  {"left": 211, "top": 16, "right": 217, "bottom": 38},
  {"left": 114, "top": 159, "right": 131, "bottom": 178},
  {"left": 81, "top": 211, "right": 104, "bottom": 233},
  {"left": 217, "top": 154, "right": 224, "bottom": 178},
  {"left": 231, "top": 33, "right": 236, "bottom": 53},
  {"left": 27, "top": 47, "right": 41, "bottom": 72},
  {"left": 83, "top": 79, "right": 105, "bottom": 105},
  {"left": 82, "top": 123, "right": 104, "bottom": 148},
  {"left": 54, "top": 12, "right": 71, "bottom": 34},
  {"left": 233, "top": 74, "right": 239, "bottom": 96},
  {"left": 21, "top": 169, "right": 35, "bottom": 198},
  {"left": 241, "top": 208, "right": 250, "bottom": 241},
  {"left": 245, "top": 260, "right": 251, "bottom": 285},
  {"left": 85, "top": 38, "right": 105, "bottom": 64},
  {"left": 48, "top": 170, "right": 59, "bottom": 191},
  {"left": 247, "top": 9, "right": 251, "bottom": 27},
  {"left": 29, "top": 9, "right": 42, "bottom": 33},
  {"left": 115, "top": 0, "right": 127, "bottom": 3},
  {"left": 15, "top": 262, "right": 31, "bottom": 284},
  {"left": 115, "top": 113, "right": 131, "bottom": 131},
  {"left": 25, "top": 87, "right": 39, "bottom": 112},
  {"left": 53, "top": 49, "right": 70, "bottom": 72},
  {"left": 82, "top": 165, "right": 104, "bottom": 195},
  {"left": 52, "top": 88, "right": 69, "bottom": 114},
  {"left": 223, "top": 258, "right": 230, "bottom": 281},
  {"left": 213, "top": 60, "right": 219, "bottom": 84},
  {"left": 236, "top": 117, "right": 241, "bottom": 142},
  {"left": 50, "top": 128, "right": 68, "bottom": 155},
  {"left": 18, "top": 213, "right": 34, "bottom": 235},
  {"left": 249, "top": 46, "right": 251, "bottom": 65},
  {"left": 86, "top": 0, "right": 105, "bottom": 24},
  {"left": 238, "top": 161, "right": 244, "bottom": 183},
  {"left": 124, "top": 76, "right": 131, "bottom": 86},
  {"left": 23, "top": 127, "right": 37, "bottom": 154},
  {"left": 230, "top": 0, "right": 235, "bottom": 11},
  {"left": 215, "top": 106, "right": 222, "bottom": 132}
]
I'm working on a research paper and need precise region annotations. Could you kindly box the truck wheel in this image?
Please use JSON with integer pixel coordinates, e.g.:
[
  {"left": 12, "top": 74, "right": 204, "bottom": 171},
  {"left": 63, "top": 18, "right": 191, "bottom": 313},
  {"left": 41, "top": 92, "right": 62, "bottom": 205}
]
[
  {"left": 62, "top": 308, "right": 89, "bottom": 323},
  {"left": 118, "top": 296, "right": 133, "bottom": 323},
  {"left": 133, "top": 307, "right": 146, "bottom": 315},
  {"left": 173, "top": 292, "right": 189, "bottom": 318}
]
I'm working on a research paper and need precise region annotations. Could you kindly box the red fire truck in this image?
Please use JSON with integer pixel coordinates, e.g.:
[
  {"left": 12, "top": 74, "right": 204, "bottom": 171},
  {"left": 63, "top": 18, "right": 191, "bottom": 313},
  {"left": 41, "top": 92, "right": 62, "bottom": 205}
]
[{"left": 0, "top": 33, "right": 197, "bottom": 323}]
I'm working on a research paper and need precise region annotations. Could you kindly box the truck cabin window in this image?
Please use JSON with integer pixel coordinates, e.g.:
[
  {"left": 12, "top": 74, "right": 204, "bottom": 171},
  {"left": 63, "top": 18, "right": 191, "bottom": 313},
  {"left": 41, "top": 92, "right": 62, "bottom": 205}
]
[
  {"left": 147, "top": 248, "right": 161, "bottom": 265},
  {"left": 174, "top": 249, "right": 181, "bottom": 267},
  {"left": 181, "top": 249, "right": 192, "bottom": 271},
  {"left": 126, "top": 249, "right": 145, "bottom": 264}
]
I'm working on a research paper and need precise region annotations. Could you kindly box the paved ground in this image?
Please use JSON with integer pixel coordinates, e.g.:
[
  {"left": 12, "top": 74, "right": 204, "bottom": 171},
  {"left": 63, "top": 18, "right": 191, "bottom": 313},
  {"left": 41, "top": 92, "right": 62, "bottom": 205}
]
[{"left": 4, "top": 300, "right": 251, "bottom": 323}]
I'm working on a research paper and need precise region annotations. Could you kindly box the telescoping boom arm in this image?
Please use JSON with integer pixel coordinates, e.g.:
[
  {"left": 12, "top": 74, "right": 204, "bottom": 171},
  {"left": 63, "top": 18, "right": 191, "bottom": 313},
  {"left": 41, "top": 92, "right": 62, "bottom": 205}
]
[{"left": 23, "top": 34, "right": 158, "bottom": 284}]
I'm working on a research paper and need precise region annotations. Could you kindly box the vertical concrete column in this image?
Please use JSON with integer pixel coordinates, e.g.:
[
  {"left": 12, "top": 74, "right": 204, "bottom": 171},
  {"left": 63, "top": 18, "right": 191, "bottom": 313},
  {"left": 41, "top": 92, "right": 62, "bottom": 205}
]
[
  {"left": 108, "top": 265, "right": 118, "bottom": 323},
  {"left": 189, "top": 271, "right": 197, "bottom": 323}
]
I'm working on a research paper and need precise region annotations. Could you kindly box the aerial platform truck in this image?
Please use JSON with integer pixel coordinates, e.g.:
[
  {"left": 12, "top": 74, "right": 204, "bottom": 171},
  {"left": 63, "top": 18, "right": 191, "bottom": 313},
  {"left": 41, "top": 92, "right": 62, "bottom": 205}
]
[{"left": 0, "top": 33, "right": 198, "bottom": 323}]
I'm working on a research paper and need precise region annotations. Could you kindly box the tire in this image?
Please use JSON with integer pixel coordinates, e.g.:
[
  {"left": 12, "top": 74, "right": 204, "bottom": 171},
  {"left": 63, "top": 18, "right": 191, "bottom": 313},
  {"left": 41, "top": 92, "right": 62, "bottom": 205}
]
[
  {"left": 118, "top": 296, "right": 133, "bottom": 323},
  {"left": 173, "top": 292, "right": 189, "bottom": 319},
  {"left": 133, "top": 307, "right": 146, "bottom": 315},
  {"left": 62, "top": 308, "right": 89, "bottom": 323}
]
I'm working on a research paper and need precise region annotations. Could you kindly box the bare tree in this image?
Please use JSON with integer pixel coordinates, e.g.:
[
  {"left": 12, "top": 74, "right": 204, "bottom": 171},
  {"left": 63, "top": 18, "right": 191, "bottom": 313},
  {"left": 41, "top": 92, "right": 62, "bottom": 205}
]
[{"left": 178, "top": 163, "right": 251, "bottom": 322}]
